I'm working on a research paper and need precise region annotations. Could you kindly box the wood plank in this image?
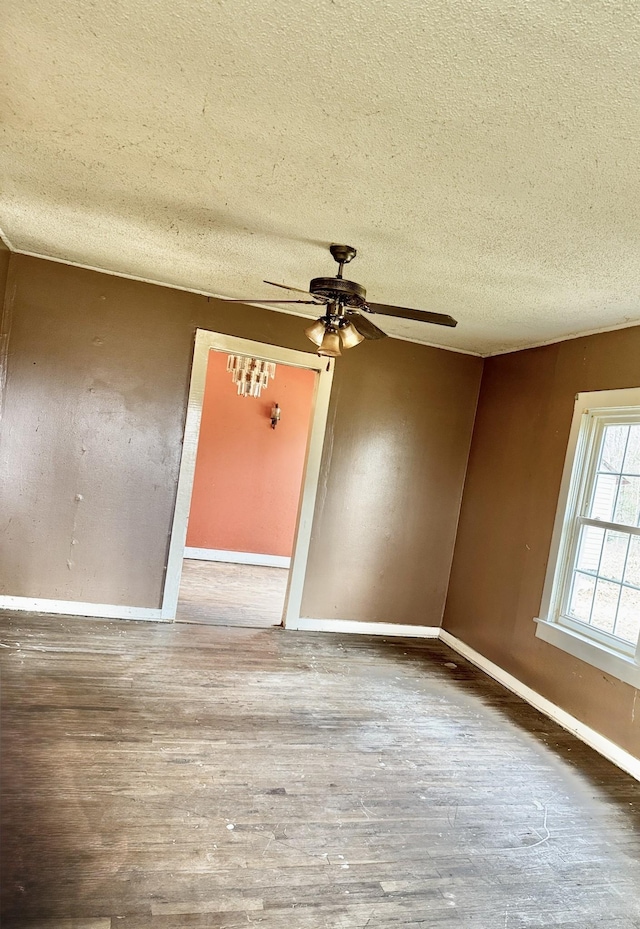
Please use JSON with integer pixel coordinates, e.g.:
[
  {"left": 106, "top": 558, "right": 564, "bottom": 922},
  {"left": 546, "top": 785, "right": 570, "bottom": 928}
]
[
  {"left": 175, "top": 560, "right": 287, "bottom": 627},
  {"left": 1, "top": 615, "right": 639, "bottom": 927}
]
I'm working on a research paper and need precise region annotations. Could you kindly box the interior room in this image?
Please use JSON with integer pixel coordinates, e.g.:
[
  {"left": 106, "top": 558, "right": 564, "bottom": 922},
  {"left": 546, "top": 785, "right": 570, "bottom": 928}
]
[
  {"left": 1, "top": 1, "right": 639, "bottom": 926},
  {"left": 176, "top": 348, "right": 316, "bottom": 628}
]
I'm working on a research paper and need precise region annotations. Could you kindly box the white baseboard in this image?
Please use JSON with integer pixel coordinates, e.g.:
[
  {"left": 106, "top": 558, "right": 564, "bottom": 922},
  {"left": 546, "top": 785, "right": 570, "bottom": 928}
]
[
  {"left": 0, "top": 596, "right": 165, "bottom": 622},
  {"left": 286, "top": 617, "right": 441, "bottom": 638},
  {"left": 0, "top": 589, "right": 635, "bottom": 781},
  {"left": 439, "top": 629, "right": 640, "bottom": 783},
  {"left": 184, "top": 547, "right": 291, "bottom": 569}
]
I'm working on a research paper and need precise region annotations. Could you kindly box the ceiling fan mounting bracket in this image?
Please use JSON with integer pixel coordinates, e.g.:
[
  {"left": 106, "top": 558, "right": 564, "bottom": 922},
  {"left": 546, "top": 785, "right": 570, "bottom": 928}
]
[{"left": 329, "top": 244, "right": 357, "bottom": 265}]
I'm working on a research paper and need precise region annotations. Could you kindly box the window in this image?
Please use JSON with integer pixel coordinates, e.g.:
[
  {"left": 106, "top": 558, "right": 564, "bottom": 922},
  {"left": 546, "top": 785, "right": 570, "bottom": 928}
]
[{"left": 536, "top": 388, "right": 640, "bottom": 688}]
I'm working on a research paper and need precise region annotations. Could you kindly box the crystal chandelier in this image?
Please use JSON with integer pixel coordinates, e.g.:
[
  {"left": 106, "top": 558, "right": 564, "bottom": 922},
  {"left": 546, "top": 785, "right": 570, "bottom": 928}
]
[{"left": 227, "top": 355, "right": 276, "bottom": 398}]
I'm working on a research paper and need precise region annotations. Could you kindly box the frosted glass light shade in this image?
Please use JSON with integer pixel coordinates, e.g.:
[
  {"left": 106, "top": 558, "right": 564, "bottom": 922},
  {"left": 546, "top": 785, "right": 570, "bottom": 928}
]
[
  {"left": 340, "top": 322, "right": 365, "bottom": 349},
  {"left": 305, "top": 319, "right": 326, "bottom": 347},
  {"left": 318, "top": 327, "right": 342, "bottom": 357}
]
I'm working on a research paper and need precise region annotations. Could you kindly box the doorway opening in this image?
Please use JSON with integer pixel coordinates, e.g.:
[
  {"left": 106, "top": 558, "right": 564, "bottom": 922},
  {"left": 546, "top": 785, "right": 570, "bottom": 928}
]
[
  {"left": 161, "top": 330, "right": 334, "bottom": 627},
  {"left": 177, "top": 349, "right": 315, "bottom": 626}
]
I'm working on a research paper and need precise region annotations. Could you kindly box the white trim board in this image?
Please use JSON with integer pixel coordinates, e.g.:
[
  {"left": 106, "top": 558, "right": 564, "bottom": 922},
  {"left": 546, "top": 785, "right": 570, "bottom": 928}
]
[
  {"left": 7, "top": 241, "right": 640, "bottom": 359},
  {"left": 439, "top": 629, "right": 640, "bottom": 783},
  {"left": 0, "top": 595, "right": 165, "bottom": 622},
  {"left": 9, "top": 247, "right": 481, "bottom": 356},
  {"left": 485, "top": 317, "right": 640, "bottom": 358},
  {"left": 288, "top": 617, "right": 441, "bottom": 638},
  {"left": 162, "top": 330, "right": 334, "bottom": 623},
  {"left": 535, "top": 618, "right": 640, "bottom": 690},
  {"left": 184, "top": 547, "right": 291, "bottom": 568},
  {"left": 0, "top": 590, "right": 636, "bottom": 780}
]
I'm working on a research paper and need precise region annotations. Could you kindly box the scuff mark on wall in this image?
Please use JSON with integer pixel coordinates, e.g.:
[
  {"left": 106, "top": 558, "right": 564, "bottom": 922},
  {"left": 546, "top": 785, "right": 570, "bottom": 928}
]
[{"left": 67, "top": 493, "right": 84, "bottom": 571}]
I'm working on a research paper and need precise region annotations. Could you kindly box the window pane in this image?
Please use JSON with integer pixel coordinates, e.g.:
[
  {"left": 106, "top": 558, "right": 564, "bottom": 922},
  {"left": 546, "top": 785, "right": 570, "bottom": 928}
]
[
  {"left": 591, "top": 579, "right": 620, "bottom": 634},
  {"left": 556, "top": 411, "right": 640, "bottom": 659},
  {"left": 599, "top": 424, "right": 629, "bottom": 473},
  {"left": 624, "top": 535, "right": 640, "bottom": 588},
  {"left": 600, "top": 530, "right": 630, "bottom": 582},
  {"left": 615, "top": 587, "right": 640, "bottom": 645},
  {"left": 622, "top": 424, "right": 640, "bottom": 476},
  {"left": 576, "top": 524, "right": 604, "bottom": 573},
  {"left": 589, "top": 473, "right": 619, "bottom": 521},
  {"left": 613, "top": 475, "right": 640, "bottom": 528},
  {"left": 568, "top": 572, "right": 595, "bottom": 623}
]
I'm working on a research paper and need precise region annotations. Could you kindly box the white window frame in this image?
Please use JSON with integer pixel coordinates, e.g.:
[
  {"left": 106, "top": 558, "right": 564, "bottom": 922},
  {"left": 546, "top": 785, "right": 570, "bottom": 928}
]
[{"left": 535, "top": 387, "right": 640, "bottom": 688}]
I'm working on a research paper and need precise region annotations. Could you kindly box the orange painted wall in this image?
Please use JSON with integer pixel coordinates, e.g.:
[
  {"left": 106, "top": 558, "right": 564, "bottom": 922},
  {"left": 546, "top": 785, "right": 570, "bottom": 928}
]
[{"left": 186, "top": 350, "right": 316, "bottom": 556}]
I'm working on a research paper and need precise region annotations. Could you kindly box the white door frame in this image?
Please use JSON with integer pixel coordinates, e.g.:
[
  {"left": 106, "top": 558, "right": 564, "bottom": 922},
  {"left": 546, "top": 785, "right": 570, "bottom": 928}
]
[{"left": 161, "top": 328, "right": 334, "bottom": 625}]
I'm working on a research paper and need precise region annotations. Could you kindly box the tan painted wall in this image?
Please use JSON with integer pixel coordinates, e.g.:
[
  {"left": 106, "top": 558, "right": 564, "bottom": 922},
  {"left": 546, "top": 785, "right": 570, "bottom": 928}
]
[
  {"left": 0, "top": 254, "right": 482, "bottom": 620},
  {"left": 301, "top": 336, "right": 482, "bottom": 623},
  {"left": 0, "top": 241, "right": 10, "bottom": 302},
  {"left": 443, "top": 328, "right": 640, "bottom": 758}
]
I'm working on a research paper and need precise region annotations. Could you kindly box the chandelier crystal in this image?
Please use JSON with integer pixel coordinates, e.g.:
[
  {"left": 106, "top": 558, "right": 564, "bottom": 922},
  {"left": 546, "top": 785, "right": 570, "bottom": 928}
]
[{"left": 227, "top": 355, "right": 276, "bottom": 398}]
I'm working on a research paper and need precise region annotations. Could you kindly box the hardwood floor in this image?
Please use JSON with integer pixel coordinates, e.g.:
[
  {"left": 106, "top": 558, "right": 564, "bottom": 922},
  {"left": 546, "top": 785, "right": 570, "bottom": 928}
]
[
  {"left": 1, "top": 614, "right": 639, "bottom": 927},
  {"left": 176, "top": 559, "right": 288, "bottom": 627}
]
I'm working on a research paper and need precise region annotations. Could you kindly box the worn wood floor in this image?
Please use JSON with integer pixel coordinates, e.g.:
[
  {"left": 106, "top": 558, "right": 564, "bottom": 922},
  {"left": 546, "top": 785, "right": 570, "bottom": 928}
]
[
  {"left": 176, "top": 560, "right": 288, "bottom": 627},
  {"left": 1, "top": 615, "right": 639, "bottom": 928}
]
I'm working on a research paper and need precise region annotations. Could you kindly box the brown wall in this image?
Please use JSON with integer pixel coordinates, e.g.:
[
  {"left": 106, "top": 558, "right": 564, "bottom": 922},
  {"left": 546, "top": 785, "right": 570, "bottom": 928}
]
[
  {"left": 0, "top": 254, "right": 482, "bottom": 620},
  {"left": 0, "top": 241, "right": 10, "bottom": 303},
  {"left": 301, "top": 336, "right": 482, "bottom": 623},
  {"left": 443, "top": 328, "right": 640, "bottom": 758}
]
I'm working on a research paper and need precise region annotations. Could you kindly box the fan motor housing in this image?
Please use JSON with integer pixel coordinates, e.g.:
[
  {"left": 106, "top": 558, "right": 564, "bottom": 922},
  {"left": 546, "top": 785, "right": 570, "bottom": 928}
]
[{"left": 309, "top": 276, "right": 367, "bottom": 308}]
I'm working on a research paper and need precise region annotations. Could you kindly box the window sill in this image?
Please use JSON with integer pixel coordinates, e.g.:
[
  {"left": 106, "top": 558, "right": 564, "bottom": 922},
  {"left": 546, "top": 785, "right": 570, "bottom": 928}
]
[{"left": 534, "top": 618, "right": 640, "bottom": 689}]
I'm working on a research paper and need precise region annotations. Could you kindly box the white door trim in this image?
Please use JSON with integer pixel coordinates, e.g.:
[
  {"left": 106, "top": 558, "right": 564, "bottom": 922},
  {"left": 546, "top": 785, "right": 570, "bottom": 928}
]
[{"left": 161, "top": 329, "right": 334, "bottom": 623}]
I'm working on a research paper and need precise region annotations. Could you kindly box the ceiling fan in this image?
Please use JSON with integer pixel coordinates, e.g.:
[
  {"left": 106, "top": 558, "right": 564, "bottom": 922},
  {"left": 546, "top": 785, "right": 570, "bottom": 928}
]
[{"left": 224, "top": 244, "right": 458, "bottom": 357}]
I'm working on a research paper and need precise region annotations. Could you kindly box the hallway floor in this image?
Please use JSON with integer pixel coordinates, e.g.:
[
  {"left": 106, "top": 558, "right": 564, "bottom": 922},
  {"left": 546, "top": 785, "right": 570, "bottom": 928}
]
[
  {"left": 176, "top": 559, "right": 288, "bottom": 627},
  {"left": 1, "top": 615, "right": 639, "bottom": 927}
]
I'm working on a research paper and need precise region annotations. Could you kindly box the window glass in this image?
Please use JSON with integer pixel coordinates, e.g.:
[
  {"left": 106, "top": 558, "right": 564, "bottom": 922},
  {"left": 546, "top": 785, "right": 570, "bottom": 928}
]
[
  {"left": 537, "top": 392, "right": 640, "bottom": 686},
  {"left": 622, "top": 425, "right": 640, "bottom": 475},
  {"left": 568, "top": 571, "right": 595, "bottom": 624},
  {"left": 590, "top": 473, "right": 618, "bottom": 521},
  {"left": 617, "top": 587, "right": 640, "bottom": 645},
  {"left": 565, "top": 422, "right": 640, "bottom": 647},
  {"left": 625, "top": 536, "right": 640, "bottom": 587},
  {"left": 599, "top": 423, "right": 628, "bottom": 473}
]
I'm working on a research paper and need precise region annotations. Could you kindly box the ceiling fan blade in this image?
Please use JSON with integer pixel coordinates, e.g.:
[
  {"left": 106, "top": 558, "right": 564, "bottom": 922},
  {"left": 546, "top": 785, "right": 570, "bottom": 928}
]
[
  {"left": 366, "top": 302, "right": 458, "bottom": 328},
  {"left": 220, "top": 298, "right": 322, "bottom": 305},
  {"left": 264, "top": 280, "right": 316, "bottom": 297},
  {"left": 346, "top": 311, "right": 388, "bottom": 341}
]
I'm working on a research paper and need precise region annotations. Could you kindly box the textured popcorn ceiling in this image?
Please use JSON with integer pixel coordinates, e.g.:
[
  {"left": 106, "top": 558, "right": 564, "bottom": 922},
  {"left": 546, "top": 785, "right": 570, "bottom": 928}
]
[{"left": 2, "top": 1, "right": 640, "bottom": 355}]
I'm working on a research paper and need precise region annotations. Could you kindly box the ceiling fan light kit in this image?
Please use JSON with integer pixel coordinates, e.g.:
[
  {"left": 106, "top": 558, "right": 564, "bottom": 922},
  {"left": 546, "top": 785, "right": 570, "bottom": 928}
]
[
  {"left": 317, "top": 325, "right": 342, "bottom": 358},
  {"left": 339, "top": 321, "right": 365, "bottom": 349},
  {"left": 304, "top": 318, "right": 327, "bottom": 347},
  {"left": 231, "top": 244, "right": 458, "bottom": 357}
]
